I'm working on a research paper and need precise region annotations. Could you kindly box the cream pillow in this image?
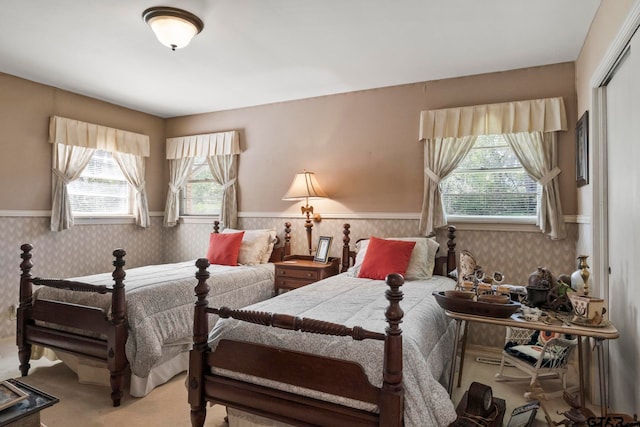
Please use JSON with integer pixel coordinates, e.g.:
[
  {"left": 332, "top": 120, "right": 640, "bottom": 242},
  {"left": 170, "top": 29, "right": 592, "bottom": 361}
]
[
  {"left": 259, "top": 230, "right": 278, "bottom": 263},
  {"left": 222, "top": 228, "right": 277, "bottom": 265},
  {"left": 350, "top": 236, "right": 439, "bottom": 280}
]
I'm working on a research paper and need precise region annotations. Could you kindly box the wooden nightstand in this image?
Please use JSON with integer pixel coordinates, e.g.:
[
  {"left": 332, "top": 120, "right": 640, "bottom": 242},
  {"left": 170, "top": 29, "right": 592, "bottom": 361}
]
[{"left": 274, "top": 255, "right": 340, "bottom": 293}]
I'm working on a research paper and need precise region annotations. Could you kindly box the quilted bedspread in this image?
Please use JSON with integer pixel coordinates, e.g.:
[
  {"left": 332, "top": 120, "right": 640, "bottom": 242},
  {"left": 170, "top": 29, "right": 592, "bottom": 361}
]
[
  {"left": 208, "top": 273, "right": 458, "bottom": 427},
  {"left": 35, "top": 261, "right": 275, "bottom": 377}
]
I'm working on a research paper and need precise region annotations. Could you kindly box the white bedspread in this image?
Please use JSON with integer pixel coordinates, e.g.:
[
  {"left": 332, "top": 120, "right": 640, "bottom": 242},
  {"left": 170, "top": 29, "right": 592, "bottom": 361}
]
[
  {"left": 208, "top": 273, "right": 458, "bottom": 427},
  {"left": 35, "top": 261, "right": 275, "bottom": 379}
]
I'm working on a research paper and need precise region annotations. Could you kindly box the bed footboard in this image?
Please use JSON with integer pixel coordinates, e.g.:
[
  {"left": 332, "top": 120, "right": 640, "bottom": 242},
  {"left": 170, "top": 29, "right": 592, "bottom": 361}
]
[
  {"left": 17, "top": 244, "right": 128, "bottom": 407},
  {"left": 188, "top": 258, "right": 405, "bottom": 427}
]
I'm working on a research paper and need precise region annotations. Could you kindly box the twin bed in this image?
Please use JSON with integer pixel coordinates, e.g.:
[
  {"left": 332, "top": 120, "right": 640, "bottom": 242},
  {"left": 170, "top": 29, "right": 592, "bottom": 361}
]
[
  {"left": 16, "top": 222, "right": 292, "bottom": 406},
  {"left": 16, "top": 222, "right": 460, "bottom": 426},
  {"left": 188, "top": 224, "right": 459, "bottom": 427}
]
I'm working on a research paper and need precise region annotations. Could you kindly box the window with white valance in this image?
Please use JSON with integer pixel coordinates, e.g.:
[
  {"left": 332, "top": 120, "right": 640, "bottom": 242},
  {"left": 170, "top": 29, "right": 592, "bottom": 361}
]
[
  {"left": 418, "top": 97, "right": 568, "bottom": 239},
  {"left": 163, "top": 130, "right": 240, "bottom": 228},
  {"left": 49, "top": 116, "right": 151, "bottom": 232}
]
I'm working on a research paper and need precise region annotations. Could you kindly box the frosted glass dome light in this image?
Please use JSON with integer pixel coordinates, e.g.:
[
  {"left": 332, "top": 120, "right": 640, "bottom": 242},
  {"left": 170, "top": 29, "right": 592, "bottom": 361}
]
[{"left": 143, "top": 7, "right": 204, "bottom": 51}]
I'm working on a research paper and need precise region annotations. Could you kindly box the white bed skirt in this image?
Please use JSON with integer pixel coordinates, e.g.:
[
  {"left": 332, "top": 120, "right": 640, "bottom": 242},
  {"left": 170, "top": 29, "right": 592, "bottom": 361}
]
[{"left": 41, "top": 347, "right": 189, "bottom": 397}]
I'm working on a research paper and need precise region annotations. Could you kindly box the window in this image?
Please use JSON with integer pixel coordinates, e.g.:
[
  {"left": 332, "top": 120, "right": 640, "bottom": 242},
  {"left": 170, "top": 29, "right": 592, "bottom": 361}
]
[
  {"left": 440, "top": 134, "right": 539, "bottom": 220},
  {"left": 67, "top": 150, "right": 133, "bottom": 215},
  {"left": 180, "top": 156, "right": 223, "bottom": 216}
]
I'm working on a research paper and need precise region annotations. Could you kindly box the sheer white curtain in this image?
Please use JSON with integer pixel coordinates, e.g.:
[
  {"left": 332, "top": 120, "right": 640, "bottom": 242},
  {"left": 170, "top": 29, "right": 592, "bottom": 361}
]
[
  {"left": 504, "top": 131, "right": 566, "bottom": 239},
  {"left": 418, "top": 97, "right": 567, "bottom": 238},
  {"left": 419, "top": 136, "right": 476, "bottom": 235},
  {"left": 164, "top": 131, "right": 240, "bottom": 228},
  {"left": 207, "top": 155, "right": 238, "bottom": 229},
  {"left": 112, "top": 152, "right": 150, "bottom": 228},
  {"left": 49, "top": 116, "right": 150, "bottom": 232},
  {"left": 163, "top": 157, "right": 194, "bottom": 227},
  {"left": 50, "top": 144, "right": 96, "bottom": 232}
]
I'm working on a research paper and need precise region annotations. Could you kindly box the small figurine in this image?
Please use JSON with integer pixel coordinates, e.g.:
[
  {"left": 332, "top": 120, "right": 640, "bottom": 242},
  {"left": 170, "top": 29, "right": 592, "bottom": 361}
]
[
  {"left": 459, "top": 250, "right": 484, "bottom": 286},
  {"left": 492, "top": 271, "right": 505, "bottom": 286},
  {"left": 547, "top": 280, "right": 574, "bottom": 312}
]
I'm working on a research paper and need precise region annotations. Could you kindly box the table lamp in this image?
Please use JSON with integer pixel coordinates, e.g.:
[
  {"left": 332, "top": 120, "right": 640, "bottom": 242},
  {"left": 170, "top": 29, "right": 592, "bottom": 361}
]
[{"left": 282, "top": 170, "right": 328, "bottom": 255}]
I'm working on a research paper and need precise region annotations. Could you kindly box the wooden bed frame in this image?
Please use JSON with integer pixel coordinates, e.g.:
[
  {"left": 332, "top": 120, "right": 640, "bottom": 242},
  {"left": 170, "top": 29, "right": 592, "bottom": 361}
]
[
  {"left": 188, "top": 224, "right": 457, "bottom": 426},
  {"left": 16, "top": 222, "right": 292, "bottom": 407}
]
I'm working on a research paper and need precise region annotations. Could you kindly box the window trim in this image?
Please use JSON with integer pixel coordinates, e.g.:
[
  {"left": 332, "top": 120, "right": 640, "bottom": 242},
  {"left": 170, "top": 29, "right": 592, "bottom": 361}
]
[
  {"left": 179, "top": 156, "right": 223, "bottom": 217},
  {"left": 67, "top": 150, "right": 136, "bottom": 218},
  {"left": 71, "top": 214, "right": 137, "bottom": 225},
  {"left": 179, "top": 215, "right": 220, "bottom": 224},
  {"left": 440, "top": 134, "right": 540, "bottom": 223},
  {"left": 445, "top": 215, "right": 536, "bottom": 225}
]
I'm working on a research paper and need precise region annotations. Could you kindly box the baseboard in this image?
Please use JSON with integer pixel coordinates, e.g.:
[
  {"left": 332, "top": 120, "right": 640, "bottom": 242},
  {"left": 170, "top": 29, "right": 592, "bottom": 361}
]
[{"left": 465, "top": 344, "right": 502, "bottom": 358}]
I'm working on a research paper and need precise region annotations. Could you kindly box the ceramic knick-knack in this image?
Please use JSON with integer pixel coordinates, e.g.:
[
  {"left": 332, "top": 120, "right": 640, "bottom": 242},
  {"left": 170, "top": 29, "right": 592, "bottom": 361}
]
[
  {"left": 492, "top": 271, "right": 505, "bottom": 287},
  {"left": 527, "top": 267, "right": 554, "bottom": 307},
  {"left": 571, "top": 255, "right": 591, "bottom": 295}
]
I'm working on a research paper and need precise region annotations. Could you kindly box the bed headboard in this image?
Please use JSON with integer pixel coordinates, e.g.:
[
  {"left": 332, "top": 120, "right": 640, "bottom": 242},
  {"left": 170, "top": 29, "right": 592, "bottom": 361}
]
[
  {"left": 340, "top": 224, "right": 457, "bottom": 278},
  {"left": 212, "top": 221, "right": 292, "bottom": 262},
  {"left": 269, "top": 222, "right": 291, "bottom": 262}
]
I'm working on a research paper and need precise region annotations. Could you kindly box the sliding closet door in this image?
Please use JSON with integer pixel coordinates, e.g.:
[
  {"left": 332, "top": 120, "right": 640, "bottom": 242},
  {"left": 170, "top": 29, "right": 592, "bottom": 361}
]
[{"left": 606, "top": 29, "right": 639, "bottom": 414}]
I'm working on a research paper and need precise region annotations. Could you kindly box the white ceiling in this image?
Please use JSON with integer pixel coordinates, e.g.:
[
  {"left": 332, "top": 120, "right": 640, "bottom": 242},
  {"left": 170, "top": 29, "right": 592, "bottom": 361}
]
[{"left": 0, "top": 0, "right": 601, "bottom": 118}]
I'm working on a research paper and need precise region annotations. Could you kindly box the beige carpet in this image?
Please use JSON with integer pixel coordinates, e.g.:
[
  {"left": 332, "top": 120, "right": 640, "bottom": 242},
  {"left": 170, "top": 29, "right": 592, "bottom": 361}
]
[
  {"left": 14, "top": 363, "right": 227, "bottom": 427},
  {"left": 1, "top": 338, "right": 596, "bottom": 427}
]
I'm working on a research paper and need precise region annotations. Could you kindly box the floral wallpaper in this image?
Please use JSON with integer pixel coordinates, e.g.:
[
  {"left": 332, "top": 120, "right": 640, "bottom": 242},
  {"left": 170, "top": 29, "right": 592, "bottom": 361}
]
[{"left": 0, "top": 215, "right": 578, "bottom": 348}]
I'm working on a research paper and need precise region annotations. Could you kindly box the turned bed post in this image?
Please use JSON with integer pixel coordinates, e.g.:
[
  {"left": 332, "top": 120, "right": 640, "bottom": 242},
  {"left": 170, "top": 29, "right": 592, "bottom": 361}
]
[
  {"left": 284, "top": 221, "right": 291, "bottom": 257},
  {"left": 380, "top": 273, "right": 404, "bottom": 427},
  {"left": 341, "top": 223, "right": 351, "bottom": 273},
  {"left": 189, "top": 258, "right": 211, "bottom": 427},
  {"left": 108, "top": 249, "right": 127, "bottom": 407},
  {"left": 446, "top": 225, "right": 457, "bottom": 276},
  {"left": 17, "top": 243, "right": 34, "bottom": 377}
]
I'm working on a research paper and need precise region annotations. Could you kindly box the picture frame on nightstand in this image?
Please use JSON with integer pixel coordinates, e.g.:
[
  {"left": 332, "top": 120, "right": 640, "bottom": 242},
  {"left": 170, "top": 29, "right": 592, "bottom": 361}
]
[{"left": 314, "top": 236, "right": 332, "bottom": 263}]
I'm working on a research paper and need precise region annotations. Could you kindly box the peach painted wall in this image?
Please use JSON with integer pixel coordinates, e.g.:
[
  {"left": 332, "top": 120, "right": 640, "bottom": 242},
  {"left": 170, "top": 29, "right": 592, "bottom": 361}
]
[
  {"left": 0, "top": 61, "right": 581, "bottom": 342},
  {"left": 0, "top": 72, "right": 166, "bottom": 211},
  {"left": 576, "top": 0, "right": 635, "bottom": 114},
  {"left": 574, "top": 0, "right": 635, "bottom": 223},
  {"left": 166, "top": 62, "right": 579, "bottom": 217}
]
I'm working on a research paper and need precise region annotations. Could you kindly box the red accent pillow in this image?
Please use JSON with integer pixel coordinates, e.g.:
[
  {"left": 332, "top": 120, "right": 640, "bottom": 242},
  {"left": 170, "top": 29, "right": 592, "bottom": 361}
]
[
  {"left": 206, "top": 231, "right": 245, "bottom": 266},
  {"left": 357, "top": 236, "right": 416, "bottom": 280}
]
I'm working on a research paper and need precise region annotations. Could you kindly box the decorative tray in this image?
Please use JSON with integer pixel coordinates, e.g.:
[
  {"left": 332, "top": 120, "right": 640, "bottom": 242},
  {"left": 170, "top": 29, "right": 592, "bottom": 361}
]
[
  {"left": 567, "top": 317, "right": 611, "bottom": 328},
  {"left": 433, "top": 291, "right": 521, "bottom": 318}
]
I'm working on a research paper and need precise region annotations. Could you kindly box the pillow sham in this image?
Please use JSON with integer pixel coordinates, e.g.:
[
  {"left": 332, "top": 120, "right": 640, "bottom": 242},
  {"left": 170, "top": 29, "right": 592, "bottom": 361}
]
[
  {"left": 357, "top": 237, "right": 416, "bottom": 280},
  {"left": 259, "top": 230, "right": 278, "bottom": 263},
  {"left": 222, "top": 228, "right": 277, "bottom": 265},
  {"left": 351, "top": 236, "right": 439, "bottom": 280},
  {"left": 206, "top": 231, "right": 244, "bottom": 266}
]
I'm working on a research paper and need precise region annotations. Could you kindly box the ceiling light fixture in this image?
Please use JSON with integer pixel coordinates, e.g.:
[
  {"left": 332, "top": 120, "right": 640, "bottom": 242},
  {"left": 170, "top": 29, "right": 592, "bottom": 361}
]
[{"left": 143, "top": 6, "right": 204, "bottom": 51}]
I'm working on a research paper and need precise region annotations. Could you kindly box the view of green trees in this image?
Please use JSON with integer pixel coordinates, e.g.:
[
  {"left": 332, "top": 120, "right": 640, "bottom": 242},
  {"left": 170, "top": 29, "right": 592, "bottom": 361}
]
[
  {"left": 440, "top": 135, "right": 539, "bottom": 217},
  {"left": 181, "top": 158, "right": 223, "bottom": 215}
]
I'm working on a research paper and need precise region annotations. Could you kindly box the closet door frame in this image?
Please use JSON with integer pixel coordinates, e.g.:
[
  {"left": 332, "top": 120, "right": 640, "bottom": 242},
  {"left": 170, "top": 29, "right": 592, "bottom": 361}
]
[
  {"left": 590, "top": 3, "right": 640, "bottom": 307},
  {"left": 589, "top": 2, "right": 640, "bottom": 411}
]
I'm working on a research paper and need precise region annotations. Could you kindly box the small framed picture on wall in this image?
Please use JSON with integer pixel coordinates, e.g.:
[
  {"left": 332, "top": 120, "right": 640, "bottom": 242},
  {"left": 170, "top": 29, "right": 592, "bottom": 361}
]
[
  {"left": 576, "top": 111, "right": 589, "bottom": 187},
  {"left": 314, "top": 236, "right": 332, "bottom": 263}
]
